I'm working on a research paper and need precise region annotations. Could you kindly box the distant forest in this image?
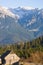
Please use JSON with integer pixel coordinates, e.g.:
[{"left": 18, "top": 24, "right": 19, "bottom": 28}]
[{"left": 0, "top": 36, "right": 43, "bottom": 63}]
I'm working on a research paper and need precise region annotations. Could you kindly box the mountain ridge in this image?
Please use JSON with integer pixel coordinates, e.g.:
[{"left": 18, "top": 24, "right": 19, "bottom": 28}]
[
  {"left": 0, "top": 6, "right": 34, "bottom": 44},
  {"left": 9, "top": 7, "right": 43, "bottom": 38}
]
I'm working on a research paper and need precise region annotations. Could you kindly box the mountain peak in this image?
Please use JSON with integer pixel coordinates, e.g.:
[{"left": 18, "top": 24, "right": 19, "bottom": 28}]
[
  {"left": 0, "top": 6, "right": 16, "bottom": 18},
  {"left": 17, "top": 6, "right": 35, "bottom": 10},
  {"left": 0, "top": 6, "right": 20, "bottom": 20}
]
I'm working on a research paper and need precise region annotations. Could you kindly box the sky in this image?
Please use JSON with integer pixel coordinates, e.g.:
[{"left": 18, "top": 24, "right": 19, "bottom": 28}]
[{"left": 0, "top": 0, "right": 43, "bottom": 8}]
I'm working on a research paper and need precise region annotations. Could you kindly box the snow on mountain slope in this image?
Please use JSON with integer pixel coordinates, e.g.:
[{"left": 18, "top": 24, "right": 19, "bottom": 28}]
[
  {"left": 9, "top": 7, "right": 43, "bottom": 38},
  {"left": 17, "top": 6, "right": 34, "bottom": 10},
  {"left": 0, "top": 6, "right": 34, "bottom": 44},
  {"left": 27, "top": 17, "right": 36, "bottom": 26},
  {"left": 0, "top": 6, "right": 19, "bottom": 19},
  {"left": 0, "top": 6, "right": 43, "bottom": 44}
]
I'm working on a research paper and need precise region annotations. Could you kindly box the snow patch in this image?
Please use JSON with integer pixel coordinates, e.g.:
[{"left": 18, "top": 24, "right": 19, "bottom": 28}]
[
  {"left": 28, "top": 28, "right": 39, "bottom": 32},
  {"left": 27, "top": 18, "right": 36, "bottom": 26},
  {"left": 20, "top": 6, "right": 35, "bottom": 10},
  {"left": 0, "top": 6, "right": 19, "bottom": 19}
]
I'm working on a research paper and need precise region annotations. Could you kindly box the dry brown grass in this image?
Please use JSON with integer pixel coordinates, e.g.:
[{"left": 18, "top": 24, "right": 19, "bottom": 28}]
[
  {"left": 23, "top": 63, "right": 43, "bottom": 65},
  {"left": 20, "top": 62, "right": 43, "bottom": 65},
  {"left": 20, "top": 51, "right": 43, "bottom": 64},
  {"left": 31, "top": 51, "right": 43, "bottom": 63}
]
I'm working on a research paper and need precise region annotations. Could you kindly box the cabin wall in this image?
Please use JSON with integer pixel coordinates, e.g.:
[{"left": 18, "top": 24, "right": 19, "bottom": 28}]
[
  {"left": 5, "top": 60, "right": 19, "bottom": 65},
  {"left": 5, "top": 60, "right": 11, "bottom": 65},
  {"left": 12, "top": 62, "right": 19, "bottom": 65}
]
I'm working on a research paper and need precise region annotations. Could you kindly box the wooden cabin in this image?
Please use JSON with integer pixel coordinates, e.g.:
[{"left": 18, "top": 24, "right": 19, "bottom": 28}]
[{"left": 0, "top": 50, "right": 20, "bottom": 65}]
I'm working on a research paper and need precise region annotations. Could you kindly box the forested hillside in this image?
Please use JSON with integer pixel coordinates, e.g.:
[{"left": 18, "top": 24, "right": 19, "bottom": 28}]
[{"left": 0, "top": 36, "right": 43, "bottom": 63}]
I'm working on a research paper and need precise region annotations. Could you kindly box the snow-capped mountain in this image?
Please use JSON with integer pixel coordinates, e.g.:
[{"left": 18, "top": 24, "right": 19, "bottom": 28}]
[
  {"left": 0, "top": 6, "right": 43, "bottom": 44},
  {"left": 9, "top": 7, "right": 43, "bottom": 38},
  {"left": 0, "top": 6, "right": 34, "bottom": 44}
]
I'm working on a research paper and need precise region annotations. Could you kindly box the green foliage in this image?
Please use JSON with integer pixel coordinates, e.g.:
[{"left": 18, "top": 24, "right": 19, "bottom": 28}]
[{"left": 0, "top": 36, "right": 43, "bottom": 59}]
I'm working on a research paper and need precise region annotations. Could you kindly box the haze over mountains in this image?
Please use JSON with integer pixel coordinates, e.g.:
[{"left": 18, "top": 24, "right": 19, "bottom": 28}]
[{"left": 0, "top": 6, "right": 43, "bottom": 44}]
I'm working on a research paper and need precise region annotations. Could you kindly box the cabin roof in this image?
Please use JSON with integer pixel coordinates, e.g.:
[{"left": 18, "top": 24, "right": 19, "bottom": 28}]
[
  {"left": 1, "top": 50, "right": 11, "bottom": 59},
  {"left": 5, "top": 53, "right": 20, "bottom": 64}
]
